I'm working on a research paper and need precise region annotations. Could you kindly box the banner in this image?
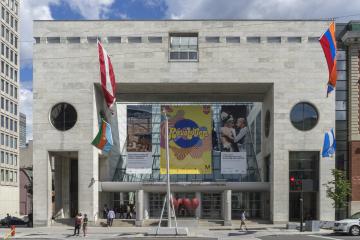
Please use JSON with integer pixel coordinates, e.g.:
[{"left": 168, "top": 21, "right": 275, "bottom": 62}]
[
  {"left": 220, "top": 105, "right": 248, "bottom": 174},
  {"left": 160, "top": 105, "right": 212, "bottom": 174},
  {"left": 126, "top": 105, "right": 153, "bottom": 174}
]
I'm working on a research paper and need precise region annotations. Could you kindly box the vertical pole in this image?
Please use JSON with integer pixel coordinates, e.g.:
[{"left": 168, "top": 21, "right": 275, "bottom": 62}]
[
  {"left": 164, "top": 110, "right": 172, "bottom": 227},
  {"left": 300, "top": 187, "right": 304, "bottom": 232}
]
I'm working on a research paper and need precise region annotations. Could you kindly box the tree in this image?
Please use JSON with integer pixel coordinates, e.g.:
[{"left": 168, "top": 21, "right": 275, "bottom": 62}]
[{"left": 324, "top": 169, "right": 351, "bottom": 209}]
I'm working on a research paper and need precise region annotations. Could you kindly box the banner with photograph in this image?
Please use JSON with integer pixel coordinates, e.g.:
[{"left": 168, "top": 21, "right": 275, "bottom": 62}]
[
  {"left": 160, "top": 105, "right": 212, "bottom": 174},
  {"left": 126, "top": 105, "right": 153, "bottom": 174},
  {"left": 220, "top": 105, "right": 248, "bottom": 174}
]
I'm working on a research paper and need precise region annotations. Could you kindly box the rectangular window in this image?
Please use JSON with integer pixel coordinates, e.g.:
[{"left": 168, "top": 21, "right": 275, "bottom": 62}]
[
  {"left": 5, "top": 152, "right": 8, "bottom": 163},
  {"left": 1, "top": 7, "right": 4, "bottom": 20},
  {"left": 1, "top": 79, "right": 4, "bottom": 91},
  {"left": 5, "top": 135, "right": 8, "bottom": 147},
  {"left": 1, "top": 115, "right": 3, "bottom": 127},
  {"left": 5, "top": 170, "right": 8, "bottom": 181},
  {"left": 205, "top": 36, "right": 220, "bottom": 43},
  {"left": 0, "top": 151, "right": 3, "bottom": 163},
  {"left": 148, "top": 36, "right": 162, "bottom": 43},
  {"left": 287, "top": 37, "right": 302, "bottom": 43},
  {"left": 107, "top": 36, "right": 121, "bottom": 43},
  {"left": 14, "top": 19, "right": 17, "bottom": 31},
  {"left": 226, "top": 36, "right": 240, "bottom": 43},
  {"left": 128, "top": 36, "right": 142, "bottom": 43},
  {"left": 10, "top": 50, "right": 12, "bottom": 62},
  {"left": 14, "top": 137, "right": 16, "bottom": 149},
  {"left": 5, "top": 99, "right": 8, "bottom": 111},
  {"left": 47, "top": 37, "right": 60, "bottom": 44},
  {"left": 5, "top": 29, "right": 9, "bottom": 41},
  {"left": 14, "top": 86, "right": 16, "bottom": 98},
  {"left": 14, "top": 36, "right": 17, "bottom": 48},
  {"left": 5, "top": 116, "right": 8, "bottom": 128},
  {"left": 10, "top": 84, "right": 12, "bottom": 96},
  {"left": 1, "top": 133, "right": 3, "bottom": 145},
  {"left": 9, "top": 118, "right": 12, "bottom": 130},
  {"left": 5, "top": 81, "right": 8, "bottom": 93},
  {"left": 0, "top": 97, "right": 3, "bottom": 109},
  {"left": 1, "top": 25, "right": 4, "bottom": 38},
  {"left": 169, "top": 33, "right": 198, "bottom": 61},
  {"left": 247, "top": 36, "right": 261, "bottom": 43},
  {"left": 1, "top": 61, "right": 3, "bottom": 73},
  {"left": 14, "top": 70, "right": 17, "bottom": 81},
  {"left": 267, "top": 36, "right": 281, "bottom": 43},
  {"left": 1, "top": 42, "right": 3, "bottom": 55},
  {"left": 5, "top": 64, "right": 8, "bottom": 76},
  {"left": 13, "top": 171, "right": 16, "bottom": 182},
  {"left": 9, "top": 154, "right": 12, "bottom": 164},
  {"left": 308, "top": 37, "right": 319, "bottom": 43},
  {"left": 5, "top": 46, "right": 8, "bottom": 58},
  {"left": 14, "top": 155, "right": 16, "bottom": 166},
  {"left": 67, "top": 37, "right": 80, "bottom": 44},
  {"left": 86, "top": 36, "right": 98, "bottom": 44},
  {"left": 14, "top": 103, "right": 16, "bottom": 115},
  {"left": 0, "top": 169, "right": 3, "bottom": 181},
  {"left": 9, "top": 136, "right": 12, "bottom": 148},
  {"left": 10, "top": 15, "right": 13, "bottom": 28},
  {"left": 9, "top": 67, "right": 12, "bottom": 79},
  {"left": 256, "top": 112, "right": 261, "bottom": 154},
  {"left": 9, "top": 171, "right": 12, "bottom": 182},
  {"left": 5, "top": 11, "right": 8, "bottom": 24},
  {"left": 14, "top": 120, "right": 16, "bottom": 131}
]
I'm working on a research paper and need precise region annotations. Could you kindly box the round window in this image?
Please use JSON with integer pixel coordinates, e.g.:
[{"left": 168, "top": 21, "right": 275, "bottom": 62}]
[
  {"left": 50, "top": 103, "right": 77, "bottom": 131},
  {"left": 265, "top": 110, "right": 270, "bottom": 137},
  {"left": 290, "top": 102, "right": 318, "bottom": 131}
]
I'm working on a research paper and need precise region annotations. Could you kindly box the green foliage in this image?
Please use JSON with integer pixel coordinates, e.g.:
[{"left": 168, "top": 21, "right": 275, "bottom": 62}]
[{"left": 324, "top": 169, "right": 351, "bottom": 209}]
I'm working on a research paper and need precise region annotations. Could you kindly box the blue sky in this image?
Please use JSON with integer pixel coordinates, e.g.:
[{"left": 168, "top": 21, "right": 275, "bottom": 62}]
[{"left": 19, "top": 0, "right": 360, "bottom": 141}]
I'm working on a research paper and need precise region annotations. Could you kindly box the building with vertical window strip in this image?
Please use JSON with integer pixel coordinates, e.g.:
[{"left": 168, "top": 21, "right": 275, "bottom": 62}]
[
  {"left": 0, "top": 0, "right": 19, "bottom": 217},
  {"left": 33, "top": 20, "right": 339, "bottom": 226}
]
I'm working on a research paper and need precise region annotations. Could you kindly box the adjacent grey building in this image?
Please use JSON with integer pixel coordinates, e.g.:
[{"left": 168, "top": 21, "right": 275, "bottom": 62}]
[
  {"left": 19, "top": 112, "right": 25, "bottom": 148},
  {"left": 0, "top": 0, "right": 19, "bottom": 217},
  {"left": 33, "top": 20, "right": 336, "bottom": 226}
]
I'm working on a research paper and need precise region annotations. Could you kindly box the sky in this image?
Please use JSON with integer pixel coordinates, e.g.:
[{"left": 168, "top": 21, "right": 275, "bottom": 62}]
[{"left": 20, "top": 0, "right": 360, "bottom": 141}]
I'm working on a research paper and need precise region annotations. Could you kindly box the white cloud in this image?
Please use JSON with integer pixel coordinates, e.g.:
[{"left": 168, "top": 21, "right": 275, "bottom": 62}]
[
  {"left": 66, "top": 0, "right": 115, "bottom": 19},
  {"left": 163, "top": 0, "right": 360, "bottom": 21},
  {"left": 19, "top": 84, "right": 33, "bottom": 141}
]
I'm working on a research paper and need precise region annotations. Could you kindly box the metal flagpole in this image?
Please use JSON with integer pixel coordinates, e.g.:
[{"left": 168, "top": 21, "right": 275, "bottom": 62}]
[{"left": 164, "top": 109, "right": 172, "bottom": 228}]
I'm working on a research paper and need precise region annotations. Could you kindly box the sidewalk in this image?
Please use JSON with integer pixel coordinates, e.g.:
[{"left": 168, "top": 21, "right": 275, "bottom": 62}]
[{"left": 0, "top": 224, "right": 334, "bottom": 240}]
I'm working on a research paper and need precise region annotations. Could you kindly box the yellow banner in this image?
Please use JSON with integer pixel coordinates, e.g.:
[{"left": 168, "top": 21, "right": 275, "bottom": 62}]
[{"left": 160, "top": 105, "right": 212, "bottom": 174}]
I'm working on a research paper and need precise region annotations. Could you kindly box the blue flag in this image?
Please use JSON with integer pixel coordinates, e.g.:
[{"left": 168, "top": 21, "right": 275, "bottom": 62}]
[{"left": 322, "top": 128, "right": 336, "bottom": 158}]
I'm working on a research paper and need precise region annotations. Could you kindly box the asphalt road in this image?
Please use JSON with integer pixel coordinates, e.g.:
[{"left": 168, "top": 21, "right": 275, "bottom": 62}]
[{"left": 260, "top": 233, "right": 360, "bottom": 240}]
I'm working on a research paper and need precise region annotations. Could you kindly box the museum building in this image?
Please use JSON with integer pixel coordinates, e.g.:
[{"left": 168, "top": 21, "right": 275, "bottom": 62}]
[{"left": 32, "top": 20, "right": 349, "bottom": 226}]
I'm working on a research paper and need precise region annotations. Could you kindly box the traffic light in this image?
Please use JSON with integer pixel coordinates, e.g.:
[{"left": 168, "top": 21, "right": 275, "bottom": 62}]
[{"left": 289, "top": 176, "right": 303, "bottom": 191}]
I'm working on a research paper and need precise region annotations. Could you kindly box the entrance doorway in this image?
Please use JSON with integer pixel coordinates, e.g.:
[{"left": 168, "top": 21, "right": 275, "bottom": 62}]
[
  {"left": 51, "top": 151, "right": 78, "bottom": 219},
  {"left": 201, "top": 193, "right": 222, "bottom": 219}
]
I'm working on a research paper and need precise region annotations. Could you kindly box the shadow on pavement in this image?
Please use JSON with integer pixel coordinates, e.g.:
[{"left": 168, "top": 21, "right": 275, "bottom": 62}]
[{"left": 228, "top": 230, "right": 257, "bottom": 236}]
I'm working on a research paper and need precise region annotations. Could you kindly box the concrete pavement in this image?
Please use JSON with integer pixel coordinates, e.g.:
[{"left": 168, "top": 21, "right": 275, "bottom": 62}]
[{"left": 0, "top": 224, "right": 336, "bottom": 240}]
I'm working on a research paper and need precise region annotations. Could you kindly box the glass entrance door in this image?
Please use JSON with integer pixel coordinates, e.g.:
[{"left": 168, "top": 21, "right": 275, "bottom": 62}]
[{"left": 201, "top": 193, "right": 222, "bottom": 219}]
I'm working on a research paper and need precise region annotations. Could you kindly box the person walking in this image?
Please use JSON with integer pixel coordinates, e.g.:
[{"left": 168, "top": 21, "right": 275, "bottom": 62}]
[
  {"left": 107, "top": 209, "right": 115, "bottom": 227},
  {"left": 240, "top": 210, "right": 248, "bottom": 231},
  {"left": 82, "top": 214, "right": 88, "bottom": 237},
  {"left": 73, "top": 213, "right": 82, "bottom": 236}
]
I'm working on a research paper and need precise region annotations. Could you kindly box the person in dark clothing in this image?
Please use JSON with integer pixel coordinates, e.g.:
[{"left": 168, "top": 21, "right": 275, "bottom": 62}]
[
  {"left": 73, "top": 213, "right": 82, "bottom": 236},
  {"left": 6, "top": 213, "right": 11, "bottom": 227}
]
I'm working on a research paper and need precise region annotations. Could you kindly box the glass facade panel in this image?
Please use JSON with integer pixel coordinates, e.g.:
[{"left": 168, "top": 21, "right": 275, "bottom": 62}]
[{"left": 113, "top": 104, "right": 262, "bottom": 183}]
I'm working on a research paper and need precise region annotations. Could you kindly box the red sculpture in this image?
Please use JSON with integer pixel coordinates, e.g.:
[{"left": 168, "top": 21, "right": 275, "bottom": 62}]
[
  {"left": 183, "top": 198, "right": 192, "bottom": 210},
  {"left": 172, "top": 197, "right": 179, "bottom": 209},
  {"left": 191, "top": 198, "right": 200, "bottom": 210},
  {"left": 177, "top": 198, "right": 183, "bottom": 206}
]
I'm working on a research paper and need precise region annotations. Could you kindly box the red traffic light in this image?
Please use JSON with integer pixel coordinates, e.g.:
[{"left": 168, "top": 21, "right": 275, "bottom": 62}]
[{"left": 290, "top": 176, "right": 295, "bottom": 182}]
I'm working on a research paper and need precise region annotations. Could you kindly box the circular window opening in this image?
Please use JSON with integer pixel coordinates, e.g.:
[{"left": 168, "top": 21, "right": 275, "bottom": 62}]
[
  {"left": 50, "top": 103, "right": 77, "bottom": 131},
  {"left": 265, "top": 110, "right": 270, "bottom": 137},
  {"left": 290, "top": 102, "right": 318, "bottom": 131}
]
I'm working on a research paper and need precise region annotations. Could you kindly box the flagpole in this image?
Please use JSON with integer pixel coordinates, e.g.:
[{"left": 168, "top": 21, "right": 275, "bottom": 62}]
[{"left": 164, "top": 109, "right": 172, "bottom": 228}]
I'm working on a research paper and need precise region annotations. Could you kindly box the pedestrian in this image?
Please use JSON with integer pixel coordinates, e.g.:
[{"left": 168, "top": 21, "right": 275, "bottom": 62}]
[
  {"left": 103, "top": 204, "right": 109, "bottom": 219},
  {"left": 82, "top": 214, "right": 88, "bottom": 237},
  {"left": 126, "top": 205, "right": 131, "bottom": 219},
  {"left": 5, "top": 213, "right": 11, "bottom": 227},
  {"left": 107, "top": 209, "right": 115, "bottom": 227},
  {"left": 240, "top": 210, "right": 248, "bottom": 231},
  {"left": 73, "top": 213, "right": 82, "bottom": 236}
]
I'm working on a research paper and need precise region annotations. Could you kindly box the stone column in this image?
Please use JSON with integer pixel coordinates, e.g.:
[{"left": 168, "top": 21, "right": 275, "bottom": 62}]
[
  {"left": 143, "top": 191, "right": 149, "bottom": 220},
  {"left": 223, "top": 190, "right": 232, "bottom": 226},
  {"left": 136, "top": 189, "right": 144, "bottom": 226},
  {"left": 33, "top": 151, "right": 52, "bottom": 226},
  {"left": 78, "top": 148, "right": 99, "bottom": 222},
  {"left": 195, "top": 192, "right": 201, "bottom": 219}
]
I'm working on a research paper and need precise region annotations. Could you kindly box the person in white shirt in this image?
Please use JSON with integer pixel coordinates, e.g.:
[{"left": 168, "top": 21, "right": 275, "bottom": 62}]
[{"left": 107, "top": 209, "right": 115, "bottom": 227}]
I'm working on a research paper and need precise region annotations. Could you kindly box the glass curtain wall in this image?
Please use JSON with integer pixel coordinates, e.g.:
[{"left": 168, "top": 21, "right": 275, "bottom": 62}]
[{"left": 112, "top": 103, "right": 263, "bottom": 183}]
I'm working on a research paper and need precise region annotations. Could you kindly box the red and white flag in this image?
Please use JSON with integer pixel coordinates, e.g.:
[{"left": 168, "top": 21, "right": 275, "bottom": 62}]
[{"left": 98, "top": 40, "right": 116, "bottom": 109}]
